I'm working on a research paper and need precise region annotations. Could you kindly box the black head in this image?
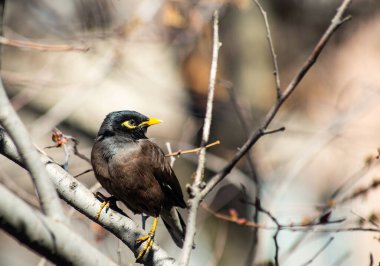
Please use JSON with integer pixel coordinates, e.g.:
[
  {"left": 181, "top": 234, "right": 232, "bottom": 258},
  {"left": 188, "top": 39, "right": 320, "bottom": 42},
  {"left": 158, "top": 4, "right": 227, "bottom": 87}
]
[{"left": 97, "top": 110, "right": 162, "bottom": 140}]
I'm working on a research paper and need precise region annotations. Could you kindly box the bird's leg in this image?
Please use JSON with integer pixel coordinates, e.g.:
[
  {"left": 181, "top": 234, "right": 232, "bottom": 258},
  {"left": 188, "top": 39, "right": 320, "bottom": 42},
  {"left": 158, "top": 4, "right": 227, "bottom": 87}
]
[
  {"left": 136, "top": 216, "right": 158, "bottom": 260},
  {"left": 141, "top": 214, "right": 149, "bottom": 230},
  {"left": 94, "top": 192, "right": 118, "bottom": 220}
]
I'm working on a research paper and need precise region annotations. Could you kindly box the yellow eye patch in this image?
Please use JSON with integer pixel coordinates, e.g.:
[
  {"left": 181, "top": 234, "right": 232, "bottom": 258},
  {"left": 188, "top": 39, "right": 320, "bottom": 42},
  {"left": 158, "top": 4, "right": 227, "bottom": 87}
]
[
  {"left": 121, "top": 117, "right": 162, "bottom": 129},
  {"left": 122, "top": 120, "right": 137, "bottom": 129}
]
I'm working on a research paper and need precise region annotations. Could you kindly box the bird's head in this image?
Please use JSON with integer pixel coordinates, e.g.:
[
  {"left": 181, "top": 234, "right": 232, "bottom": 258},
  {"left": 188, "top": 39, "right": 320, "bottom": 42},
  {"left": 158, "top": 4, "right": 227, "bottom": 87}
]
[{"left": 97, "top": 110, "right": 162, "bottom": 140}]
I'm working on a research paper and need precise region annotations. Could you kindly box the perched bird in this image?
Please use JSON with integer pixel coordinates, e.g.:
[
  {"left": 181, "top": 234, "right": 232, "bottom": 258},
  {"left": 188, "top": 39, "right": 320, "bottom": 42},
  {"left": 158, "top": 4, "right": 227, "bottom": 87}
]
[{"left": 91, "top": 110, "right": 187, "bottom": 259}]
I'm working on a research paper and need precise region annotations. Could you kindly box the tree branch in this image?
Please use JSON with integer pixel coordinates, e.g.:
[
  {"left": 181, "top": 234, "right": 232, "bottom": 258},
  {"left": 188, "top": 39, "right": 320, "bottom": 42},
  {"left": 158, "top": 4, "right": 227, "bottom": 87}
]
[
  {"left": 200, "top": 0, "right": 352, "bottom": 199},
  {"left": 0, "top": 183, "right": 118, "bottom": 266},
  {"left": 179, "top": 10, "right": 221, "bottom": 266},
  {"left": 254, "top": 0, "right": 281, "bottom": 98},
  {"left": 0, "top": 36, "right": 89, "bottom": 52},
  {"left": 0, "top": 1, "right": 64, "bottom": 221},
  {"left": 0, "top": 129, "right": 174, "bottom": 266}
]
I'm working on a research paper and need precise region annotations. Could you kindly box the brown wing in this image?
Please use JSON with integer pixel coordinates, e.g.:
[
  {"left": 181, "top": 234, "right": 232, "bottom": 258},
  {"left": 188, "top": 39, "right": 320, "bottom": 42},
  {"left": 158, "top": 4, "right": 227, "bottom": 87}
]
[
  {"left": 140, "top": 140, "right": 187, "bottom": 209},
  {"left": 105, "top": 141, "right": 166, "bottom": 216}
]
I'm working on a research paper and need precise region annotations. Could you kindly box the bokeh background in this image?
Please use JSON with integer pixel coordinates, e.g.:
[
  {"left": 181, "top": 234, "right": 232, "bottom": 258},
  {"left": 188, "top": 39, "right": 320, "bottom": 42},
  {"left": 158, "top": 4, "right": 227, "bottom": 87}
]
[{"left": 1, "top": 0, "right": 380, "bottom": 265}]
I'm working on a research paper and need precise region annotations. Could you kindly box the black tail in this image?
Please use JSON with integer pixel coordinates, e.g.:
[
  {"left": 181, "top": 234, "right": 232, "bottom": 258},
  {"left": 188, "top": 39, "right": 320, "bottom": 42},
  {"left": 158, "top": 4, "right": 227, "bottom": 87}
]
[{"left": 161, "top": 207, "right": 186, "bottom": 248}]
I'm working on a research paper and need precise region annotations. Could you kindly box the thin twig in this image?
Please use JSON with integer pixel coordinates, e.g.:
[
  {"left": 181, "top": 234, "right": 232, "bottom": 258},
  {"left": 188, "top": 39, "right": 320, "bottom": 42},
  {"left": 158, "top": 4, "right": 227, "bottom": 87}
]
[
  {"left": 369, "top": 253, "right": 373, "bottom": 266},
  {"left": 300, "top": 237, "right": 334, "bottom": 266},
  {"left": 203, "top": 201, "right": 345, "bottom": 230},
  {"left": 262, "top": 126, "right": 286, "bottom": 136},
  {"left": 254, "top": 0, "right": 281, "bottom": 98},
  {"left": 0, "top": 36, "right": 89, "bottom": 52},
  {"left": 201, "top": 203, "right": 266, "bottom": 229},
  {"left": 179, "top": 10, "right": 221, "bottom": 266},
  {"left": 200, "top": 0, "right": 352, "bottom": 200},
  {"left": 165, "top": 140, "right": 220, "bottom": 157},
  {"left": 73, "top": 169, "right": 93, "bottom": 178},
  {"left": 254, "top": 198, "right": 281, "bottom": 266}
]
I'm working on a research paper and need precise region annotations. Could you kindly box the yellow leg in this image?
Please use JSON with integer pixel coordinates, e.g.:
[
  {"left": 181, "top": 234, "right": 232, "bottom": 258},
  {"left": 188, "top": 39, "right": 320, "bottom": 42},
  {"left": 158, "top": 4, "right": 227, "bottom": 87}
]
[
  {"left": 95, "top": 200, "right": 110, "bottom": 220},
  {"left": 136, "top": 217, "right": 158, "bottom": 260}
]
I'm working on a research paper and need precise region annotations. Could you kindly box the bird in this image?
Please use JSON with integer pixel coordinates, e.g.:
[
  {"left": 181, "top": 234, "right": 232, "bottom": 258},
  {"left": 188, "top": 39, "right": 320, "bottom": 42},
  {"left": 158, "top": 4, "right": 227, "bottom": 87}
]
[{"left": 91, "top": 110, "right": 187, "bottom": 259}]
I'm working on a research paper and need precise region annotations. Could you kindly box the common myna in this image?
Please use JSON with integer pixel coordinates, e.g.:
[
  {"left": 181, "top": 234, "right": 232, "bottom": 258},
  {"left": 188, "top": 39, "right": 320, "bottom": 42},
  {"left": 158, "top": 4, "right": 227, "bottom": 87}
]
[{"left": 91, "top": 110, "right": 187, "bottom": 259}]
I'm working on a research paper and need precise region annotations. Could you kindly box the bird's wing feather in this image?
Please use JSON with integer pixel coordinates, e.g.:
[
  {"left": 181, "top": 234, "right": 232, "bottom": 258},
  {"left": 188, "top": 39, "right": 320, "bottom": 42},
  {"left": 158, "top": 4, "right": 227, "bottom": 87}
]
[{"left": 143, "top": 140, "right": 187, "bottom": 208}]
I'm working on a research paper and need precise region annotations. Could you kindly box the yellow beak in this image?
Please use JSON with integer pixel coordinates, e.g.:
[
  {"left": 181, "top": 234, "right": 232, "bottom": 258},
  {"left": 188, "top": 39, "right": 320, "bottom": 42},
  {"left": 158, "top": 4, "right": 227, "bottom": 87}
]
[{"left": 139, "top": 117, "right": 162, "bottom": 127}]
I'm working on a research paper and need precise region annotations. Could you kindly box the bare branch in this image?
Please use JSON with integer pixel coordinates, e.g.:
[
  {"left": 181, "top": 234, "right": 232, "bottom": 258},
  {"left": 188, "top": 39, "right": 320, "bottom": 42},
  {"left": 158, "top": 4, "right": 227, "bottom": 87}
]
[
  {"left": 200, "top": 0, "right": 352, "bottom": 199},
  {"left": 0, "top": 85, "right": 65, "bottom": 220},
  {"left": 0, "top": 129, "right": 174, "bottom": 266},
  {"left": 281, "top": 0, "right": 351, "bottom": 105},
  {"left": 0, "top": 184, "right": 118, "bottom": 266},
  {"left": 180, "top": 10, "right": 221, "bottom": 266},
  {"left": 165, "top": 140, "right": 220, "bottom": 157},
  {"left": 254, "top": 0, "right": 281, "bottom": 97},
  {"left": 262, "top": 126, "right": 286, "bottom": 136},
  {"left": 0, "top": 0, "right": 64, "bottom": 221},
  {"left": 254, "top": 198, "right": 281, "bottom": 266}
]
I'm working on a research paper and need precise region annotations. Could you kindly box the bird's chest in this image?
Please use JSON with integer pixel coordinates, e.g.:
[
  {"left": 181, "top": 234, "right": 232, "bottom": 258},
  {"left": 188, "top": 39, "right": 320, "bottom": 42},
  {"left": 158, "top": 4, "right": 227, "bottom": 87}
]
[{"left": 92, "top": 138, "right": 165, "bottom": 215}]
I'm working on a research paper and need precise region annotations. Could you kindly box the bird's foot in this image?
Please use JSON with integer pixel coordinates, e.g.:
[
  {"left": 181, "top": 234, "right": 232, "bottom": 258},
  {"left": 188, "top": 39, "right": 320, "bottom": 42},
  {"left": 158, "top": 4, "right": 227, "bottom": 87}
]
[
  {"left": 136, "top": 232, "right": 155, "bottom": 260},
  {"left": 94, "top": 192, "right": 118, "bottom": 220},
  {"left": 95, "top": 200, "right": 110, "bottom": 220},
  {"left": 135, "top": 216, "right": 159, "bottom": 260}
]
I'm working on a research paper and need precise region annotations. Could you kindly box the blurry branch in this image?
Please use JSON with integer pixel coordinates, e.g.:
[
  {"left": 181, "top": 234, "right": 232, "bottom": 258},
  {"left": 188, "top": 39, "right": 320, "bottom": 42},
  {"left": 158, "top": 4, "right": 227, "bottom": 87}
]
[
  {"left": 276, "top": 90, "right": 377, "bottom": 202},
  {"left": 254, "top": 0, "right": 281, "bottom": 97},
  {"left": 180, "top": 10, "right": 221, "bottom": 266},
  {"left": 339, "top": 178, "right": 380, "bottom": 204},
  {"left": 300, "top": 237, "right": 334, "bottom": 266},
  {"left": 331, "top": 251, "right": 351, "bottom": 266},
  {"left": 0, "top": 183, "right": 117, "bottom": 266},
  {"left": 201, "top": 203, "right": 265, "bottom": 229},
  {"left": 207, "top": 221, "right": 228, "bottom": 266},
  {"left": 225, "top": 81, "right": 261, "bottom": 264},
  {"left": 202, "top": 200, "right": 380, "bottom": 234},
  {"left": 0, "top": 129, "right": 174, "bottom": 266},
  {"left": 0, "top": 36, "right": 89, "bottom": 52},
  {"left": 203, "top": 202, "right": 345, "bottom": 230},
  {"left": 200, "top": 0, "right": 352, "bottom": 199},
  {"left": 165, "top": 140, "right": 220, "bottom": 157},
  {"left": 29, "top": 50, "right": 116, "bottom": 139},
  {"left": 329, "top": 158, "right": 374, "bottom": 201},
  {"left": 0, "top": 170, "right": 39, "bottom": 208},
  {"left": 0, "top": 1, "right": 64, "bottom": 221}
]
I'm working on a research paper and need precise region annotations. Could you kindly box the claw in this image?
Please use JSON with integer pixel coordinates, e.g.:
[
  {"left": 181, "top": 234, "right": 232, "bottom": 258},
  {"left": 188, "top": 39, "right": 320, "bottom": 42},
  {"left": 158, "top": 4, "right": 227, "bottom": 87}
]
[
  {"left": 136, "top": 217, "right": 158, "bottom": 260},
  {"left": 94, "top": 192, "right": 116, "bottom": 220},
  {"left": 95, "top": 200, "right": 110, "bottom": 220}
]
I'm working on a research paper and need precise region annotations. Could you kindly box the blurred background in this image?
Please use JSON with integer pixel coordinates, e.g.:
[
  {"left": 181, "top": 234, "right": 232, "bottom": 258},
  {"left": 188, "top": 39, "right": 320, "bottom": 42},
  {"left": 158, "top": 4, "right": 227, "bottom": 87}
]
[{"left": 1, "top": 0, "right": 380, "bottom": 265}]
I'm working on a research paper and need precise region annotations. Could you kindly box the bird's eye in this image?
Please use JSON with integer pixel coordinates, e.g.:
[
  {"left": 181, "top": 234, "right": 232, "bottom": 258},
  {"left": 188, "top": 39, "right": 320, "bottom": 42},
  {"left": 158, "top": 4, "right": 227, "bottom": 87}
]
[
  {"left": 122, "top": 119, "right": 137, "bottom": 129},
  {"left": 129, "top": 119, "right": 136, "bottom": 126}
]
